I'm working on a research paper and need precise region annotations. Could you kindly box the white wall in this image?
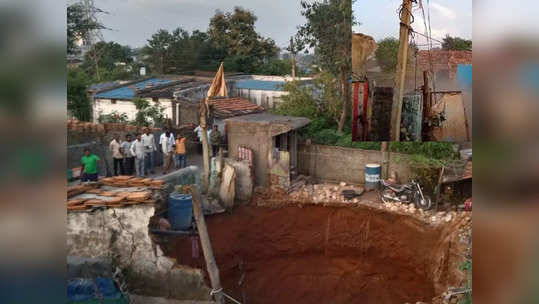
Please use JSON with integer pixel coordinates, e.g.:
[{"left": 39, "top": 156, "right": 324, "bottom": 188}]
[
  {"left": 236, "top": 89, "right": 289, "bottom": 109},
  {"left": 93, "top": 98, "right": 174, "bottom": 123}
]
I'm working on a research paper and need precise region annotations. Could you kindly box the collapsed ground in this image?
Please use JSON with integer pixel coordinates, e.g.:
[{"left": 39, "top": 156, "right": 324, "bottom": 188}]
[{"left": 158, "top": 198, "right": 469, "bottom": 304}]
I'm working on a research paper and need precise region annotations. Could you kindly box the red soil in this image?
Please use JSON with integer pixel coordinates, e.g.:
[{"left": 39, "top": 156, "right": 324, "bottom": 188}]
[{"left": 163, "top": 205, "right": 450, "bottom": 304}]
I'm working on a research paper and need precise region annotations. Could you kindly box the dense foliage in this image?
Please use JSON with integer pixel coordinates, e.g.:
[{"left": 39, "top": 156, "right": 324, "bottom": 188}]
[
  {"left": 442, "top": 35, "right": 472, "bottom": 51},
  {"left": 132, "top": 97, "right": 166, "bottom": 127},
  {"left": 67, "top": 68, "right": 92, "bottom": 121},
  {"left": 296, "top": 0, "right": 354, "bottom": 131},
  {"left": 375, "top": 37, "right": 399, "bottom": 72}
]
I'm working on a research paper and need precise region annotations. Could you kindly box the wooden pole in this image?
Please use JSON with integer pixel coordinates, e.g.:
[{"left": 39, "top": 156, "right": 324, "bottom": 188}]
[
  {"left": 390, "top": 0, "right": 413, "bottom": 141},
  {"left": 200, "top": 101, "right": 210, "bottom": 193},
  {"left": 422, "top": 70, "right": 431, "bottom": 120},
  {"left": 188, "top": 185, "right": 225, "bottom": 304}
]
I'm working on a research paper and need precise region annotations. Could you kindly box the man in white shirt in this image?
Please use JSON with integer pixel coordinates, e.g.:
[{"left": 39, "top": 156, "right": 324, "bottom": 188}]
[
  {"left": 130, "top": 133, "right": 146, "bottom": 177},
  {"left": 109, "top": 134, "right": 124, "bottom": 176},
  {"left": 159, "top": 127, "right": 175, "bottom": 174},
  {"left": 194, "top": 125, "right": 211, "bottom": 154},
  {"left": 121, "top": 134, "right": 135, "bottom": 175},
  {"left": 141, "top": 128, "right": 156, "bottom": 175}
]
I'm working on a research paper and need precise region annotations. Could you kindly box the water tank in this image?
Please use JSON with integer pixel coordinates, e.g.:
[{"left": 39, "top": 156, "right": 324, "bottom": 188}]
[{"left": 168, "top": 193, "right": 193, "bottom": 230}]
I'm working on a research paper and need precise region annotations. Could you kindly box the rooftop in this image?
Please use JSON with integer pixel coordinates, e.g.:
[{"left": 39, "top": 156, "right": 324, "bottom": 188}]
[
  {"left": 94, "top": 78, "right": 173, "bottom": 100},
  {"left": 209, "top": 97, "right": 264, "bottom": 119},
  {"left": 235, "top": 80, "right": 287, "bottom": 91},
  {"left": 225, "top": 113, "right": 311, "bottom": 131}
]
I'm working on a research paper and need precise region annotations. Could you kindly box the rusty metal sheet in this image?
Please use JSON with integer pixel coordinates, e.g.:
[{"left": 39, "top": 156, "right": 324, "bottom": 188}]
[{"left": 431, "top": 93, "right": 469, "bottom": 141}]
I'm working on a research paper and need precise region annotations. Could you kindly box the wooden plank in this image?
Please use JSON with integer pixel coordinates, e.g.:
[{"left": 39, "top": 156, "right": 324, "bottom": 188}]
[{"left": 188, "top": 185, "right": 225, "bottom": 304}]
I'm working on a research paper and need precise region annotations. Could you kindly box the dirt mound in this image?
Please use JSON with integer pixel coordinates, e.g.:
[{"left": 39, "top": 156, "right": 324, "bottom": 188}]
[{"left": 162, "top": 205, "right": 463, "bottom": 304}]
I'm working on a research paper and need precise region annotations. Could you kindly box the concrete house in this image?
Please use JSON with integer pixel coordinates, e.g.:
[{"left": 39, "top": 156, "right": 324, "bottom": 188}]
[
  {"left": 92, "top": 77, "right": 175, "bottom": 123},
  {"left": 235, "top": 75, "right": 313, "bottom": 109},
  {"left": 225, "top": 113, "right": 311, "bottom": 188}
]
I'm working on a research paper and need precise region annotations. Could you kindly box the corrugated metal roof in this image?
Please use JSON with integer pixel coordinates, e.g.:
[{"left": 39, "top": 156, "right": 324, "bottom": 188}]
[
  {"left": 94, "top": 78, "right": 172, "bottom": 100},
  {"left": 88, "top": 81, "right": 122, "bottom": 92},
  {"left": 235, "top": 80, "right": 286, "bottom": 91}
]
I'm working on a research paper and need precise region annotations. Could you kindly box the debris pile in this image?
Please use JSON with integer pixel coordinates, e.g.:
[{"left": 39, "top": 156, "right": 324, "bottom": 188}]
[{"left": 67, "top": 176, "right": 165, "bottom": 211}]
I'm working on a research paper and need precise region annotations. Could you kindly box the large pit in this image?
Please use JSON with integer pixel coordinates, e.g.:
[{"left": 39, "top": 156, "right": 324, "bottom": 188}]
[{"left": 161, "top": 204, "right": 463, "bottom": 304}]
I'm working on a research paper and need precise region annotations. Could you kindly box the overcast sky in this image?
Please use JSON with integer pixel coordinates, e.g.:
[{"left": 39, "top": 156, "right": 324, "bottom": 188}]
[
  {"left": 353, "top": 0, "right": 472, "bottom": 46},
  {"left": 74, "top": 0, "right": 311, "bottom": 49}
]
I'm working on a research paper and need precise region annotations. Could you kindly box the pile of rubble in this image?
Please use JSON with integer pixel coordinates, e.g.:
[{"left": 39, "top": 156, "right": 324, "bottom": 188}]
[
  {"left": 256, "top": 182, "right": 473, "bottom": 227},
  {"left": 67, "top": 176, "right": 165, "bottom": 211}
]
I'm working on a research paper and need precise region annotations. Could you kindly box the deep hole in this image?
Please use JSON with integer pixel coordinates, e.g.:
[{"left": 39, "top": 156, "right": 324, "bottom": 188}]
[{"left": 161, "top": 205, "right": 449, "bottom": 304}]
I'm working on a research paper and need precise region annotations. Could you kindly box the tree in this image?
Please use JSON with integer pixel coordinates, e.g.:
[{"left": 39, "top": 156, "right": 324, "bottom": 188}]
[
  {"left": 208, "top": 7, "right": 279, "bottom": 72},
  {"left": 375, "top": 37, "right": 399, "bottom": 72},
  {"left": 255, "top": 59, "right": 293, "bottom": 76},
  {"left": 442, "top": 35, "right": 472, "bottom": 51},
  {"left": 132, "top": 97, "right": 166, "bottom": 127},
  {"left": 143, "top": 29, "right": 174, "bottom": 74},
  {"left": 296, "top": 0, "right": 354, "bottom": 132},
  {"left": 67, "top": 68, "right": 92, "bottom": 121},
  {"left": 67, "top": 3, "right": 106, "bottom": 55},
  {"left": 81, "top": 41, "right": 133, "bottom": 80}
]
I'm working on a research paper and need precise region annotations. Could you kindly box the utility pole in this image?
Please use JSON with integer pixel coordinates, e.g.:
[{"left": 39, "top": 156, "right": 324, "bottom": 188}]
[
  {"left": 389, "top": 0, "right": 413, "bottom": 141},
  {"left": 289, "top": 37, "right": 297, "bottom": 79}
]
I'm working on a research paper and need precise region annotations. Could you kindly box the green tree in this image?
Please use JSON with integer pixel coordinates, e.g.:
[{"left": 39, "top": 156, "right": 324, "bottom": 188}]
[
  {"left": 67, "top": 68, "right": 92, "bottom": 121},
  {"left": 296, "top": 0, "right": 354, "bottom": 132},
  {"left": 81, "top": 41, "right": 134, "bottom": 80},
  {"left": 208, "top": 7, "right": 279, "bottom": 72},
  {"left": 132, "top": 97, "right": 166, "bottom": 127},
  {"left": 375, "top": 37, "right": 399, "bottom": 72},
  {"left": 67, "top": 3, "right": 106, "bottom": 55},
  {"left": 143, "top": 29, "right": 174, "bottom": 74},
  {"left": 442, "top": 35, "right": 472, "bottom": 51}
]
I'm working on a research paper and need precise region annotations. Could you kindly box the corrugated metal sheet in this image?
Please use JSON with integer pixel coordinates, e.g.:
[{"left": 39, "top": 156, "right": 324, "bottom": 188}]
[
  {"left": 94, "top": 78, "right": 172, "bottom": 100},
  {"left": 236, "top": 80, "right": 285, "bottom": 91},
  {"left": 401, "top": 94, "right": 423, "bottom": 141}
]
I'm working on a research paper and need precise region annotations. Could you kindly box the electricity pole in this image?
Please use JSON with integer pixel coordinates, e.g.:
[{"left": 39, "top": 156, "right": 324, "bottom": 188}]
[
  {"left": 390, "top": 0, "right": 413, "bottom": 141},
  {"left": 289, "top": 37, "right": 297, "bottom": 79}
]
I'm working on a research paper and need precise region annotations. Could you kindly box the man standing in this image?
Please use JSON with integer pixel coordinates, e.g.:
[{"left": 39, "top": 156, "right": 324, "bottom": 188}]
[
  {"left": 130, "top": 133, "right": 146, "bottom": 177},
  {"left": 80, "top": 148, "right": 100, "bottom": 182},
  {"left": 159, "top": 127, "right": 175, "bottom": 174},
  {"left": 141, "top": 128, "right": 156, "bottom": 175},
  {"left": 109, "top": 134, "right": 124, "bottom": 176},
  {"left": 174, "top": 134, "right": 187, "bottom": 169},
  {"left": 209, "top": 124, "right": 221, "bottom": 156},
  {"left": 121, "top": 134, "right": 135, "bottom": 175}
]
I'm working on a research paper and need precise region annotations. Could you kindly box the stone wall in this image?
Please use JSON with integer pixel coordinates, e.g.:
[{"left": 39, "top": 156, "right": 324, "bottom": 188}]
[
  {"left": 67, "top": 205, "right": 212, "bottom": 300},
  {"left": 297, "top": 144, "right": 415, "bottom": 184}
]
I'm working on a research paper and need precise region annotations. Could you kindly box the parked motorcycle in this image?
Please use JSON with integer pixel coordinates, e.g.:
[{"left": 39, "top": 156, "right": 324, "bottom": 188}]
[{"left": 380, "top": 179, "right": 432, "bottom": 210}]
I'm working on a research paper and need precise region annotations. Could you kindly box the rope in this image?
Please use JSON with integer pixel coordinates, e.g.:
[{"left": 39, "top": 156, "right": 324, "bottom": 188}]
[{"left": 210, "top": 288, "right": 243, "bottom": 304}]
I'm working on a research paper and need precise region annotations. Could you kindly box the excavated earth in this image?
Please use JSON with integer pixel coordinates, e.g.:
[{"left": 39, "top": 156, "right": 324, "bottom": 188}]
[{"left": 162, "top": 204, "right": 465, "bottom": 304}]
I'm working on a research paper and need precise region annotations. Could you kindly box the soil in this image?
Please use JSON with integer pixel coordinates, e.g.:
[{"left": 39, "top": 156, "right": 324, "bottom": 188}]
[{"left": 161, "top": 204, "right": 461, "bottom": 304}]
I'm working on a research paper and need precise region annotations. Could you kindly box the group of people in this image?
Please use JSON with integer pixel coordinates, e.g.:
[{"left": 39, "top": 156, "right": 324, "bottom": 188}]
[
  {"left": 80, "top": 125, "right": 223, "bottom": 183},
  {"left": 194, "top": 124, "right": 222, "bottom": 156},
  {"left": 109, "top": 127, "right": 188, "bottom": 177},
  {"left": 80, "top": 127, "right": 188, "bottom": 182}
]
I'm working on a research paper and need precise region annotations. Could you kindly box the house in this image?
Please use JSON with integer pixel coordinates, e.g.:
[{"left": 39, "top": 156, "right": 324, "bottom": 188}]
[
  {"left": 92, "top": 77, "right": 175, "bottom": 123},
  {"left": 234, "top": 75, "right": 313, "bottom": 109},
  {"left": 225, "top": 113, "right": 311, "bottom": 188}
]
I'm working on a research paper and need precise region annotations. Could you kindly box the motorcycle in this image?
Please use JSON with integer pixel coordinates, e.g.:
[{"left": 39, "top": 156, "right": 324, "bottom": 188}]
[{"left": 380, "top": 179, "right": 432, "bottom": 210}]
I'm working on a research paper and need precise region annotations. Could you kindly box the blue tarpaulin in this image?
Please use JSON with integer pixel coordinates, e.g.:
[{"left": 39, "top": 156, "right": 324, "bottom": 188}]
[
  {"left": 67, "top": 277, "right": 126, "bottom": 303},
  {"left": 457, "top": 64, "right": 472, "bottom": 91}
]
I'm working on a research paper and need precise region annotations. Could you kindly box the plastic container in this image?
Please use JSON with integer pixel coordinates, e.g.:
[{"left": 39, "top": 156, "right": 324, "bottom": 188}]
[
  {"left": 168, "top": 193, "right": 193, "bottom": 230},
  {"left": 365, "top": 164, "right": 381, "bottom": 190}
]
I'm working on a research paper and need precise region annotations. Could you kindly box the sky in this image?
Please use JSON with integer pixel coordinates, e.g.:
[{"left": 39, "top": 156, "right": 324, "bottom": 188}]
[
  {"left": 353, "top": 0, "right": 472, "bottom": 46},
  {"left": 69, "top": 0, "right": 312, "bottom": 49}
]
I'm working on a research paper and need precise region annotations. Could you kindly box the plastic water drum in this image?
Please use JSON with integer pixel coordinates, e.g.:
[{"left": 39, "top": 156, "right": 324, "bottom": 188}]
[
  {"left": 168, "top": 193, "right": 193, "bottom": 230},
  {"left": 365, "top": 164, "right": 381, "bottom": 190}
]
